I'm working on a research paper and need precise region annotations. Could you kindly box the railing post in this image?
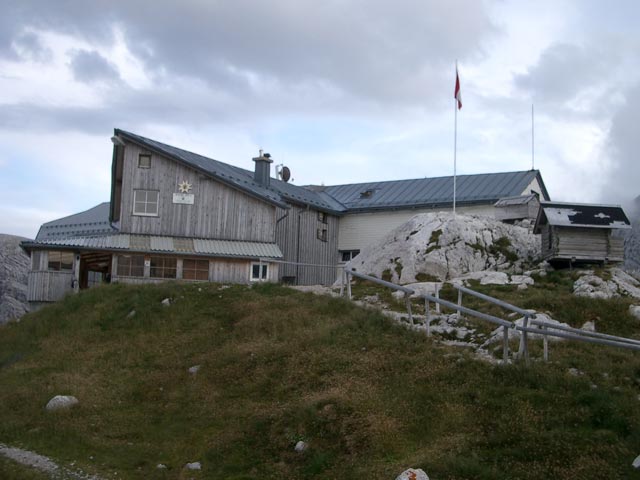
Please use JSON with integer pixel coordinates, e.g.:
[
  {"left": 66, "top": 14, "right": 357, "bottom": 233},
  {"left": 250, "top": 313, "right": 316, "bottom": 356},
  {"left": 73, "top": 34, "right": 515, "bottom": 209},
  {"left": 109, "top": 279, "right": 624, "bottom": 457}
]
[
  {"left": 435, "top": 284, "right": 440, "bottom": 313},
  {"left": 519, "top": 313, "right": 530, "bottom": 365},
  {"left": 503, "top": 326, "right": 509, "bottom": 362},
  {"left": 425, "top": 299, "right": 431, "bottom": 337},
  {"left": 543, "top": 325, "right": 549, "bottom": 362},
  {"left": 457, "top": 289, "right": 462, "bottom": 318},
  {"left": 346, "top": 271, "right": 352, "bottom": 300},
  {"left": 405, "top": 292, "right": 414, "bottom": 326}
]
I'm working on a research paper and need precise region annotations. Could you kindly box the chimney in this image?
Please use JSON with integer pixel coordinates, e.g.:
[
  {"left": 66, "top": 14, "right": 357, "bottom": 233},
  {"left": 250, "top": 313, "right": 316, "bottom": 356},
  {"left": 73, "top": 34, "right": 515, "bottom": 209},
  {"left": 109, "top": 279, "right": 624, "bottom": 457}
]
[{"left": 252, "top": 150, "right": 273, "bottom": 187}]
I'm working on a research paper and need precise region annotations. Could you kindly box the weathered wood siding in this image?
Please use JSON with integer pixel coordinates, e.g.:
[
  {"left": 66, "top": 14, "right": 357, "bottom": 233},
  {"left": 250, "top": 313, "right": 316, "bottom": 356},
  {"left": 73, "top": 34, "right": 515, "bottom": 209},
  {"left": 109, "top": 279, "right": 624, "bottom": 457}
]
[
  {"left": 275, "top": 206, "right": 340, "bottom": 285},
  {"left": 338, "top": 204, "right": 495, "bottom": 251},
  {"left": 118, "top": 143, "right": 276, "bottom": 242},
  {"left": 542, "top": 227, "right": 625, "bottom": 262},
  {"left": 27, "top": 271, "right": 73, "bottom": 302},
  {"left": 495, "top": 198, "right": 540, "bottom": 222}
]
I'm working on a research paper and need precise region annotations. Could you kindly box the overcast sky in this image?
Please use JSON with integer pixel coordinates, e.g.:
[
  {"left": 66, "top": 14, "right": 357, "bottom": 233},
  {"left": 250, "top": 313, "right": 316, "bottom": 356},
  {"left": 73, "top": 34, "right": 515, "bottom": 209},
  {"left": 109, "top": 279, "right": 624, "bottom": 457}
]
[{"left": 1, "top": 0, "right": 639, "bottom": 238}]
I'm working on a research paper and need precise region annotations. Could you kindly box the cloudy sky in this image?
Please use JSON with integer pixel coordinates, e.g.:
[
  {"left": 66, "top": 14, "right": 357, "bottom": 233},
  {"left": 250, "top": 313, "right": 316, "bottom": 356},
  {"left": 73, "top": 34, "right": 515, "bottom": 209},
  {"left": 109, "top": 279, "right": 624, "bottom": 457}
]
[{"left": 1, "top": 0, "right": 639, "bottom": 238}]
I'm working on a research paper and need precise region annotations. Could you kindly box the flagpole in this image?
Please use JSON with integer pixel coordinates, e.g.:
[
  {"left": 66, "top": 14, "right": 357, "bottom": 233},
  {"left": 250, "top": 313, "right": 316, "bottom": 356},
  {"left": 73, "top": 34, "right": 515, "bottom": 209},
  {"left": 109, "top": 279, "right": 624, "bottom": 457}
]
[{"left": 453, "top": 61, "right": 458, "bottom": 216}]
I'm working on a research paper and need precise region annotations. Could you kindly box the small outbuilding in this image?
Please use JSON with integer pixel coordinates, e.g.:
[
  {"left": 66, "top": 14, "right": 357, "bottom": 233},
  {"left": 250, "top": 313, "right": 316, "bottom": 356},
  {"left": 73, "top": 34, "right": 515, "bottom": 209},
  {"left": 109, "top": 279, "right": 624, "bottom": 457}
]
[
  {"left": 494, "top": 194, "right": 540, "bottom": 223},
  {"left": 533, "top": 201, "right": 631, "bottom": 265}
]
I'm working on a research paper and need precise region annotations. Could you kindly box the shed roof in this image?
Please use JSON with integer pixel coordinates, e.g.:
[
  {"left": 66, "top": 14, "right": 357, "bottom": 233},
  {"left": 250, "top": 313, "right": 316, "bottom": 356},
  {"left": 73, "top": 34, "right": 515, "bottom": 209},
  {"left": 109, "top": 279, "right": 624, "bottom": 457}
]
[
  {"left": 534, "top": 201, "right": 632, "bottom": 233},
  {"left": 22, "top": 233, "right": 283, "bottom": 260},
  {"left": 35, "top": 202, "right": 116, "bottom": 241}
]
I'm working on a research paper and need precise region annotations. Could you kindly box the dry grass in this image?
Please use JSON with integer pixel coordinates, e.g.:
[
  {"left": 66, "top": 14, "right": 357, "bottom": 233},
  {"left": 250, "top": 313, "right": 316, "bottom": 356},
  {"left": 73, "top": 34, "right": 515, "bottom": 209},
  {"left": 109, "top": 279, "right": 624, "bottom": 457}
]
[{"left": 1, "top": 280, "right": 640, "bottom": 479}]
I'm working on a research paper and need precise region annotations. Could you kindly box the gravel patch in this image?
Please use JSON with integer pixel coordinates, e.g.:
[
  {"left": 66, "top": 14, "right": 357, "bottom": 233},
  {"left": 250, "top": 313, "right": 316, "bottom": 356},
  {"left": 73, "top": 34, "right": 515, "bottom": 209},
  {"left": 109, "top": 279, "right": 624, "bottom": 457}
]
[{"left": 0, "top": 443, "right": 103, "bottom": 479}]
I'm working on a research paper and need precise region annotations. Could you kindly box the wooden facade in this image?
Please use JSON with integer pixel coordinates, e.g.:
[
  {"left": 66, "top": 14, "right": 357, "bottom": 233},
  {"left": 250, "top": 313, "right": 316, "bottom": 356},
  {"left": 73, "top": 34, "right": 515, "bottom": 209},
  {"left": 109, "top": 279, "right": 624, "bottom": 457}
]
[
  {"left": 275, "top": 205, "right": 340, "bottom": 285},
  {"left": 115, "top": 144, "right": 277, "bottom": 242},
  {"left": 494, "top": 195, "right": 540, "bottom": 223}
]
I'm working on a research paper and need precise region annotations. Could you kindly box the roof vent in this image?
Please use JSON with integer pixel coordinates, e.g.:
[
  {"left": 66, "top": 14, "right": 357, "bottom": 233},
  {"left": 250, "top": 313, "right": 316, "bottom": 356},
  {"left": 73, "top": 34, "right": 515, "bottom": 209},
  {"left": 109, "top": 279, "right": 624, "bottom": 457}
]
[{"left": 360, "top": 189, "right": 375, "bottom": 199}]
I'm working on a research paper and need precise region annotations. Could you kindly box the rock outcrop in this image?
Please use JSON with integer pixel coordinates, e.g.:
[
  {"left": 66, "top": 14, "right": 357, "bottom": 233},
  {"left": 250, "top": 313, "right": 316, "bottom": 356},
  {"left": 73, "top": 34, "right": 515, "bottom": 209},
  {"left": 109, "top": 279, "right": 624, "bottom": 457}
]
[
  {"left": 0, "top": 234, "right": 30, "bottom": 324},
  {"left": 347, "top": 212, "right": 539, "bottom": 283}
]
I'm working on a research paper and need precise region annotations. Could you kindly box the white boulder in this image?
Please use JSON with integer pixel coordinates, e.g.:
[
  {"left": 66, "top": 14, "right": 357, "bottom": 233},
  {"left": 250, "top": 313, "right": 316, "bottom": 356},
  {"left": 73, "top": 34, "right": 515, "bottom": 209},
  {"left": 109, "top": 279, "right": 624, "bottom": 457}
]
[
  {"left": 294, "top": 440, "right": 308, "bottom": 452},
  {"left": 573, "top": 275, "right": 619, "bottom": 299},
  {"left": 630, "top": 305, "right": 640, "bottom": 320},
  {"left": 45, "top": 395, "right": 79, "bottom": 411},
  {"left": 185, "top": 461, "right": 201, "bottom": 470}
]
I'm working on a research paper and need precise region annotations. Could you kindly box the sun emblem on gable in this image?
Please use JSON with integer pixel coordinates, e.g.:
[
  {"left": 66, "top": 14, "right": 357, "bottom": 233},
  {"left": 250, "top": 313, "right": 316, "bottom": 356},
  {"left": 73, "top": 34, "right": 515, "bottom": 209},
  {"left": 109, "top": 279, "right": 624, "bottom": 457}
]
[{"left": 178, "top": 180, "right": 192, "bottom": 193}]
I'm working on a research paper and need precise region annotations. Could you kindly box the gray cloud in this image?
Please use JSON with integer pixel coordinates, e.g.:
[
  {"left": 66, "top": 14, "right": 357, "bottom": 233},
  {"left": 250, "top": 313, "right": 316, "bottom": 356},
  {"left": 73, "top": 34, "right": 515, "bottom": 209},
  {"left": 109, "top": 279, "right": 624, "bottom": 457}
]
[
  {"left": 69, "top": 49, "right": 120, "bottom": 83},
  {"left": 600, "top": 82, "right": 640, "bottom": 208}
]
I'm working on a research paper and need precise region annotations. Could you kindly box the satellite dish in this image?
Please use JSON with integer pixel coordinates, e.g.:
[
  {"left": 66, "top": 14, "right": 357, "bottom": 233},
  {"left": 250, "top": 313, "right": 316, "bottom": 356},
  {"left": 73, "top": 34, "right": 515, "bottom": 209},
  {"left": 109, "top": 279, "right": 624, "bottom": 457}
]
[{"left": 282, "top": 166, "right": 291, "bottom": 183}]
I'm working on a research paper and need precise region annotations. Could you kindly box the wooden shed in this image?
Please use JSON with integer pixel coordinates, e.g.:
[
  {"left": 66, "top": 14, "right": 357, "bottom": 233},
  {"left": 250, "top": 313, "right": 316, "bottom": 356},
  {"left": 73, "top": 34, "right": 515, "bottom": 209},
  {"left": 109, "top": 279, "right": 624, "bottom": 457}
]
[
  {"left": 494, "top": 194, "right": 540, "bottom": 223},
  {"left": 533, "top": 201, "right": 631, "bottom": 264}
]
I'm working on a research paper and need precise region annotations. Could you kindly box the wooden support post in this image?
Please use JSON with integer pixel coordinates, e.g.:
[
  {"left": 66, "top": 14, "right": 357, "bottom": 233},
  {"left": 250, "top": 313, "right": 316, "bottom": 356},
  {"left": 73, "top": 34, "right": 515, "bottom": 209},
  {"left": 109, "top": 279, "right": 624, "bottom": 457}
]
[
  {"left": 435, "top": 284, "right": 441, "bottom": 313},
  {"left": 520, "top": 314, "right": 530, "bottom": 365},
  {"left": 457, "top": 289, "right": 463, "bottom": 318},
  {"left": 346, "top": 272, "right": 352, "bottom": 300},
  {"left": 73, "top": 254, "right": 80, "bottom": 293},
  {"left": 425, "top": 299, "right": 431, "bottom": 337},
  {"left": 339, "top": 269, "right": 345, "bottom": 297},
  {"left": 543, "top": 325, "right": 549, "bottom": 362},
  {"left": 405, "top": 292, "right": 414, "bottom": 325},
  {"left": 503, "top": 326, "right": 509, "bottom": 362}
]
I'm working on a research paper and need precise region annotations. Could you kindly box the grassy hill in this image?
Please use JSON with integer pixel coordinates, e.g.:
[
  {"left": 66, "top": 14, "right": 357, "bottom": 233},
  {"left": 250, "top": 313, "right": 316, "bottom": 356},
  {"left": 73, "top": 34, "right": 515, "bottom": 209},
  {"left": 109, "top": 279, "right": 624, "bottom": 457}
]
[{"left": 2, "top": 280, "right": 640, "bottom": 479}]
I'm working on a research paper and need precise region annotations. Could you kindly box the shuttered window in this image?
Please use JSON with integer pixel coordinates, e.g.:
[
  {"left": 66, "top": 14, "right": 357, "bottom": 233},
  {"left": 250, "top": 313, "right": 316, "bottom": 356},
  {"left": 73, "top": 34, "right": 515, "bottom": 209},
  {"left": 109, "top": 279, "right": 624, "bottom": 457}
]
[{"left": 183, "top": 259, "right": 209, "bottom": 280}]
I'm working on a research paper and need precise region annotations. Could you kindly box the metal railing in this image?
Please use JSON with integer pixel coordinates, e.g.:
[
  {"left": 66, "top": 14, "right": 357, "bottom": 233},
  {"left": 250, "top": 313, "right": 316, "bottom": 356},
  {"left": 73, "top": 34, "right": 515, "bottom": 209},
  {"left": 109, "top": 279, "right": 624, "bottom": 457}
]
[{"left": 342, "top": 269, "right": 640, "bottom": 363}]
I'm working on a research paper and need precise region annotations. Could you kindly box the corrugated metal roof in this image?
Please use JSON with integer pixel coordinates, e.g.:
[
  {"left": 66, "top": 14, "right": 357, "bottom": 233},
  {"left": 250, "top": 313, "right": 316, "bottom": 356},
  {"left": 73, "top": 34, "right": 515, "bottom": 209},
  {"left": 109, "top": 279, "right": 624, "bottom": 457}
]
[
  {"left": 36, "top": 202, "right": 116, "bottom": 241},
  {"left": 320, "top": 170, "right": 546, "bottom": 212},
  {"left": 22, "top": 234, "right": 283, "bottom": 259},
  {"left": 535, "top": 202, "right": 631, "bottom": 231}
]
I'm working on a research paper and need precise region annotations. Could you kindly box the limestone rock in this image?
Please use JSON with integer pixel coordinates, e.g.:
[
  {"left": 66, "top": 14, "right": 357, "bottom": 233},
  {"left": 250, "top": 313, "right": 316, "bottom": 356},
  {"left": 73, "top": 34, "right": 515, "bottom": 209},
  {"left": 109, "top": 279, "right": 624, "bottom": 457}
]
[
  {"left": 0, "top": 234, "right": 30, "bottom": 324},
  {"left": 294, "top": 440, "right": 308, "bottom": 453},
  {"left": 347, "top": 212, "right": 539, "bottom": 283},
  {"left": 581, "top": 321, "right": 596, "bottom": 332},
  {"left": 630, "top": 305, "right": 640, "bottom": 320},
  {"left": 188, "top": 365, "right": 201, "bottom": 375},
  {"left": 45, "top": 395, "right": 79, "bottom": 411},
  {"left": 573, "top": 275, "right": 619, "bottom": 299},
  {"left": 479, "top": 271, "right": 509, "bottom": 285},
  {"left": 161, "top": 298, "right": 171, "bottom": 307},
  {"left": 185, "top": 461, "right": 201, "bottom": 470},
  {"left": 395, "top": 468, "right": 430, "bottom": 480}
]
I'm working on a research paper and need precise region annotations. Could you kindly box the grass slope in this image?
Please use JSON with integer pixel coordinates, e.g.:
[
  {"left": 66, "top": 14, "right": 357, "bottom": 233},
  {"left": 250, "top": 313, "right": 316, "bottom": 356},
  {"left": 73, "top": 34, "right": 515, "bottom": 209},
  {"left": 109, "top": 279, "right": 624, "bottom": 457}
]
[{"left": 1, "top": 281, "right": 640, "bottom": 479}]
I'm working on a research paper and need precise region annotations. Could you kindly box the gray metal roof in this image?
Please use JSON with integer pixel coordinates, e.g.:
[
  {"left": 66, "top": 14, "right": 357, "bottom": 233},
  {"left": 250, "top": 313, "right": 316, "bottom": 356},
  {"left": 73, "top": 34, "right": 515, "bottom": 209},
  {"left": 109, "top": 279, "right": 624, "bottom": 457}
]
[
  {"left": 36, "top": 202, "right": 116, "bottom": 241},
  {"left": 534, "top": 201, "right": 631, "bottom": 232},
  {"left": 319, "top": 170, "right": 547, "bottom": 212},
  {"left": 115, "top": 129, "right": 345, "bottom": 213},
  {"left": 22, "top": 233, "right": 283, "bottom": 259}
]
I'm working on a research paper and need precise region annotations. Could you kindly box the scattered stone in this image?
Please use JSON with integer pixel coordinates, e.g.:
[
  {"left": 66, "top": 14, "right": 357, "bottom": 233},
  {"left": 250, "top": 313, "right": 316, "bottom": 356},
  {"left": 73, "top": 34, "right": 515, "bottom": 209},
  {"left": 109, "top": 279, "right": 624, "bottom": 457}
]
[
  {"left": 573, "top": 274, "right": 619, "bottom": 299},
  {"left": 45, "top": 395, "right": 79, "bottom": 411},
  {"left": 568, "top": 368, "right": 584, "bottom": 377},
  {"left": 395, "top": 468, "right": 430, "bottom": 480},
  {"left": 633, "top": 455, "right": 640, "bottom": 469},
  {"left": 186, "top": 461, "right": 201, "bottom": 470},
  {"left": 517, "top": 283, "right": 528, "bottom": 291},
  {"left": 126, "top": 310, "right": 136, "bottom": 318},
  {"left": 161, "top": 298, "right": 171, "bottom": 307},
  {"left": 581, "top": 321, "right": 596, "bottom": 332},
  {"left": 156, "top": 464, "right": 167, "bottom": 469},
  {"left": 510, "top": 275, "right": 535, "bottom": 286},
  {"left": 479, "top": 271, "right": 509, "bottom": 285},
  {"left": 188, "top": 365, "right": 201, "bottom": 375},
  {"left": 630, "top": 305, "right": 640, "bottom": 320},
  {"left": 294, "top": 440, "right": 308, "bottom": 453}
]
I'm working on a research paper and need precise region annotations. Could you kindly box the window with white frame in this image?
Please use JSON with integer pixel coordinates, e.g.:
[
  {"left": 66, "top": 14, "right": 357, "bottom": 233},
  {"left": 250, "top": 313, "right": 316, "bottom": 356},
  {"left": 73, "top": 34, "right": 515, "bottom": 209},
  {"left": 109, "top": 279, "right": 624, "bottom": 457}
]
[
  {"left": 183, "top": 259, "right": 209, "bottom": 280},
  {"left": 340, "top": 250, "right": 360, "bottom": 262},
  {"left": 150, "top": 256, "right": 177, "bottom": 279},
  {"left": 117, "top": 254, "right": 144, "bottom": 277},
  {"left": 251, "top": 262, "right": 268, "bottom": 281},
  {"left": 48, "top": 251, "right": 73, "bottom": 271},
  {"left": 138, "top": 153, "right": 151, "bottom": 168},
  {"left": 133, "top": 190, "right": 159, "bottom": 216}
]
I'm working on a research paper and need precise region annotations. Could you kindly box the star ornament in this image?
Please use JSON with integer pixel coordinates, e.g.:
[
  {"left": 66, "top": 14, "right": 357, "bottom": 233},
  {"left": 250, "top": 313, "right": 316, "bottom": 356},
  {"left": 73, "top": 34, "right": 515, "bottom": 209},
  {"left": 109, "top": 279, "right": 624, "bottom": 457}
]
[{"left": 178, "top": 180, "right": 192, "bottom": 193}]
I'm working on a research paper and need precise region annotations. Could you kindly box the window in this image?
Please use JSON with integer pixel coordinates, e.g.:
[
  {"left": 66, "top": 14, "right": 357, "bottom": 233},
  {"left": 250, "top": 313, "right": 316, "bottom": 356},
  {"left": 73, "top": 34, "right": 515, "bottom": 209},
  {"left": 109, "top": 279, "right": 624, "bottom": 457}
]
[
  {"left": 117, "top": 255, "right": 144, "bottom": 277},
  {"left": 150, "top": 256, "right": 177, "bottom": 279},
  {"left": 138, "top": 153, "right": 151, "bottom": 168},
  {"left": 317, "top": 227, "right": 327, "bottom": 242},
  {"left": 340, "top": 250, "right": 360, "bottom": 262},
  {"left": 133, "top": 190, "right": 159, "bottom": 216},
  {"left": 251, "top": 263, "right": 268, "bottom": 281},
  {"left": 318, "top": 211, "right": 328, "bottom": 224},
  {"left": 48, "top": 251, "right": 73, "bottom": 271},
  {"left": 183, "top": 259, "right": 209, "bottom": 280}
]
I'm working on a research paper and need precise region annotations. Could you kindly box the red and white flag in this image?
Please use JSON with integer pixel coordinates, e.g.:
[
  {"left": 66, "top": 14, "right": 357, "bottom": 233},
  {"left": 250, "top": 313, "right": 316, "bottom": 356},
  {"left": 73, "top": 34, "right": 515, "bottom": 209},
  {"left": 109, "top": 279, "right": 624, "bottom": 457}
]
[{"left": 454, "top": 68, "right": 462, "bottom": 110}]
